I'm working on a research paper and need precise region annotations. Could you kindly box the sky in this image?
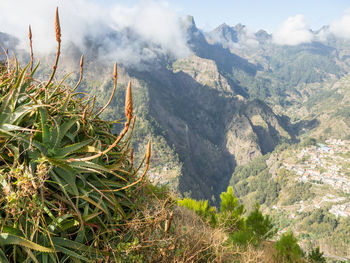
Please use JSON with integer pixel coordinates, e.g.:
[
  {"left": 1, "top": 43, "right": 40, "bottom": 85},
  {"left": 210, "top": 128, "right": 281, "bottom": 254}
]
[
  {"left": 93, "top": 0, "right": 350, "bottom": 32},
  {"left": 1, "top": 0, "right": 350, "bottom": 67}
]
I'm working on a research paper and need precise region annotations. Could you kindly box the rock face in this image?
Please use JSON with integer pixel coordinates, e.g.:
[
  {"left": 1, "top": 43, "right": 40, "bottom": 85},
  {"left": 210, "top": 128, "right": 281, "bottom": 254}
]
[
  {"left": 225, "top": 114, "right": 261, "bottom": 165},
  {"left": 224, "top": 99, "right": 292, "bottom": 166},
  {"left": 173, "top": 55, "right": 232, "bottom": 92},
  {"left": 126, "top": 61, "right": 294, "bottom": 202}
]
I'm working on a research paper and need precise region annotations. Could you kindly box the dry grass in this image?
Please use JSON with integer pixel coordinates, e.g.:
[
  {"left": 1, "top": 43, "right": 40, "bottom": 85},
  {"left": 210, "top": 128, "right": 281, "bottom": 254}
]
[{"left": 117, "top": 185, "right": 282, "bottom": 263}]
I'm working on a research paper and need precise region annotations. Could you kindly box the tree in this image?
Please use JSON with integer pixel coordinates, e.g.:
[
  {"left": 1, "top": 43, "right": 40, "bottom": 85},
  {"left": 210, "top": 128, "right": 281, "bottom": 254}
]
[
  {"left": 219, "top": 186, "right": 245, "bottom": 232},
  {"left": 275, "top": 231, "right": 304, "bottom": 263},
  {"left": 246, "top": 204, "right": 276, "bottom": 241},
  {"left": 308, "top": 247, "right": 326, "bottom": 263}
]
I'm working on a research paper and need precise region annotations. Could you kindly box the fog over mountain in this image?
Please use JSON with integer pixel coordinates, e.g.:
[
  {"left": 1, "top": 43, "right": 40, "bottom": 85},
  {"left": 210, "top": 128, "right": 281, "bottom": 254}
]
[
  {"left": 2, "top": 0, "right": 350, "bottom": 70},
  {"left": 0, "top": 0, "right": 189, "bottom": 68}
]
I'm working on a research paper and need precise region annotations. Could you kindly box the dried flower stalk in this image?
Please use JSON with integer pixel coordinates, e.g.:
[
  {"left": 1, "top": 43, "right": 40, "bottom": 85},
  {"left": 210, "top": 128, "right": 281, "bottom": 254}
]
[
  {"left": 125, "top": 80, "right": 133, "bottom": 123},
  {"left": 45, "top": 7, "right": 61, "bottom": 89},
  {"left": 164, "top": 210, "right": 174, "bottom": 233},
  {"left": 95, "top": 62, "right": 118, "bottom": 117},
  {"left": 28, "top": 25, "right": 34, "bottom": 72},
  {"left": 73, "top": 55, "right": 84, "bottom": 91},
  {"left": 55, "top": 7, "right": 61, "bottom": 43},
  {"left": 146, "top": 139, "right": 151, "bottom": 165}
]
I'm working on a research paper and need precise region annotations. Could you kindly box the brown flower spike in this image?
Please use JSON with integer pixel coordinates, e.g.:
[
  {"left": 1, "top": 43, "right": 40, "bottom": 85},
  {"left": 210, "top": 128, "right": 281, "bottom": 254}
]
[
  {"left": 125, "top": 81, "right": 133, "bottom": 122},
  {"left": 146, "top": 140, "right": 151, "bottom": 165},
  {"left": 28, "top": 25, "right": 32, "bottom": 40},
  {"left": 28, "top": 25, "right": 33, "bottom": 72},
  {"left": 45, "top": 7, "right": 61, "bottom": 89},
  {"left": 113, "top": 62, "right": 117, "bottom": 81},
  {"left": 80, "top": 55, "right": 84, "bottom": 69},
  {"left": 55, "top": 7, "right": 61, "bottom": 43}
]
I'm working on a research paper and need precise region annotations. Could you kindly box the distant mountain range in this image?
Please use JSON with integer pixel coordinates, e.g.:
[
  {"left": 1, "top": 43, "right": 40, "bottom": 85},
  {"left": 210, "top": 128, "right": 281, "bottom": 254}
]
[{"left": 1, "top": 15, "right": 350, "bottom": 204}]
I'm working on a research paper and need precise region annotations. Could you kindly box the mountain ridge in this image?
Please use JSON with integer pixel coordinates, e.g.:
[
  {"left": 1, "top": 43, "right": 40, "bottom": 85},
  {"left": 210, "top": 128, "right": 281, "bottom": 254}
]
[{"left": 1, "top": 16, "right": 350, "bottom": 204}]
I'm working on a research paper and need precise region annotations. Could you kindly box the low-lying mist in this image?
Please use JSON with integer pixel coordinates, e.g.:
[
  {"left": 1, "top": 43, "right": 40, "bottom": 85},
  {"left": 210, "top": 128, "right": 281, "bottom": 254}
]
[{"left": 0, "top": 0, "right": 190, "bottom": 69}]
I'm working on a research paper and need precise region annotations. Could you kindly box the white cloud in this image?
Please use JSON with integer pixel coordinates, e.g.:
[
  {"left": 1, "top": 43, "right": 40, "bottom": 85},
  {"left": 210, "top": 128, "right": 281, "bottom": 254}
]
[
  {"left": 329, "top": 8, "right": 350, "bottom": 39},
  {"left": 314, "top": 27, "right": 330, "bottom": 42},
  {"left": 0, "top": 0, "right": 190, "bottom": 68},
  {"left": 273, "top": 15, "right": 314, "bottom": 46},
  {"left": 238, "top": 27, "right": 259, "bottom": 47}
]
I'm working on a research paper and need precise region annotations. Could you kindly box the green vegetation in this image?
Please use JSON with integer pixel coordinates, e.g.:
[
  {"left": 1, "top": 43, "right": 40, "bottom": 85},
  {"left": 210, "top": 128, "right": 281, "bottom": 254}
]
[
  {"left": 0, "top": 13, "right": 311, "bottom": 262},
  {"left": 230, "top": 155, "right": 282, "bottom": 209},
  {"left": 3, "top": 9, "right": 347, "bottom": 262},
  {"left": 300, "top": 137, "right": 317, "bottom": 147},
  {"left": 282, "top": 182, "right": 315, "bottom": 205},
  {"left": 177, "top": 198, "right": 217, "bottom": 226},
  {"left": 0, "top": 13, "right": 233, "bottom": 262},
  {"left": 230, "top": 204, "right": 275, "bottom": 246},
  {"left": 228, "top": 140, "right": 350, "bottom": 260},
  {"left": 308, "top": 247, "right": 326, "bottom": 263},
  {"left": 178, "top": 187, "right": 275, "bottom": 250},
  {"left": 0, "top": 41, "right": 157, "bottom": 261},
  {"left": 274, "top": 231, "right": 304, "bottom": 263},
  {"left": 178, "top": 187, "right": 327, "bottom": 262}
]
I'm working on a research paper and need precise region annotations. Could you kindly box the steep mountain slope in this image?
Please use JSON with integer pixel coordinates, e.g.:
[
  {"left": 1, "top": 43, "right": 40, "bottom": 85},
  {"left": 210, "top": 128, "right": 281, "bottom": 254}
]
[
  {"left": 229, "top": 140, "right": 350, "bottom": 260},
  {"left": 2, "top": 16, "right": 350, "bottom": 205},
  {"left": 109, "top": 60, "right": 294, "bottom": 201}
]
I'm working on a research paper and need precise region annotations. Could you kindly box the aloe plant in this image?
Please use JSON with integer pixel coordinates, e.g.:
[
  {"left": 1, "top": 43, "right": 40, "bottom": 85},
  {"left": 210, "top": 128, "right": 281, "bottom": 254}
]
[{"left": 0, "top": 9, "right": 150, "bottom": 262}]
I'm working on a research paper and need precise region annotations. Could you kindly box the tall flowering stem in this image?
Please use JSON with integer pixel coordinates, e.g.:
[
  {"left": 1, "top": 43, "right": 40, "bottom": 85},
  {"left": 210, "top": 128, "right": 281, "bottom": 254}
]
[{"left": 45, "top": 7, "right": 61, "bottom": 89}]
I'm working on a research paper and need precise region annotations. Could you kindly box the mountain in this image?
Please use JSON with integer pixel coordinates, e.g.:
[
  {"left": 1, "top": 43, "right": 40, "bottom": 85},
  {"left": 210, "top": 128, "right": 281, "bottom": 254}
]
[
  {"left": 3, "top": 13, "right": 350, "bottom": 259},
  {"left": 105, "top": 18, "right": 297, "bottom": 201},
  {"left": 3, "top": 16, "right": 349, "bottom": 202},
  {"left": 229, "top": 139, "right": 350, "bottom": 259},
  {"left": 209, "top": 23, "right": 239, "bottom": 43}
]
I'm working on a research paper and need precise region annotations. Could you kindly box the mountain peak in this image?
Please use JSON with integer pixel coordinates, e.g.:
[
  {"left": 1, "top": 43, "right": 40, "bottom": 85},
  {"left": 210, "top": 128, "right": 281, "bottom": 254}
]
[
  {"left": 255, "top": 29, "right": 271, "bottom": 42},
  {"left": 217, "top": 23, "right": 230, "bottom": 29},
  {"left": 233, "top": 23, "right": 246, "bottom": 33},
  {"left": 182, "top": 15, "right": 196, "bottom": 29},
  {"left": 212, "top": 23, "right": 238, "bottom": 43}
]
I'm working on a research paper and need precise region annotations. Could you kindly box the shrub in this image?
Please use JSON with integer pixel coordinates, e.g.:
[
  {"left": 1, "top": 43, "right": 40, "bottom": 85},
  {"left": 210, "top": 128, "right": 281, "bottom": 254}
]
[
  {"left": 275, "top": 231, "right": 304, "bottom": 263},
  {"left": 177, "top": 198, "right": 217, "bottom": 226},
  {"left": 307, "top": 247, "right": 326, "bottom": 263},
  {"left": 230, "top": 204, "right": 275, "bottom": 246},
  {"left": 245, "top": 204, "right": 275, "bottom": 240},
  {"left": 218, "top": 186, "right": 245, "bottom": 232}
]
